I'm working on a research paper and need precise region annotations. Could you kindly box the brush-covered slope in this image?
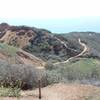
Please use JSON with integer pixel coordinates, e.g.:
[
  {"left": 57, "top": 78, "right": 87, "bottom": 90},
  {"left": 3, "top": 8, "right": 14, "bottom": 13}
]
[
  {"left": 0, "top": 43, "right": 45, "bottom": 67},
  {"left": 1, "top": 23, "right": 100, "bottom": 63},
  {"left": 57, "top": 32, "right": 100, "bottom": 59},
  {"left": 0, "top": 23, "right": 81, "bottom": 63}
]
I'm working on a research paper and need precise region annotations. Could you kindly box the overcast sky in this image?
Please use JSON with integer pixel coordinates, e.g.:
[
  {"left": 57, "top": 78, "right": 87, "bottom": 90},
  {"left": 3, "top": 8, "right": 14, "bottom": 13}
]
[{"left": 0, "top": 0, "right": 100, "bottom": 33}]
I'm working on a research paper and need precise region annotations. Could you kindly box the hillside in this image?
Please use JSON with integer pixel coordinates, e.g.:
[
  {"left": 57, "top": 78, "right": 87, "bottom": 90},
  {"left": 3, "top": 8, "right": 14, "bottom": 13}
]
[
  {"left": 0, "top": 23, "right": 100, "bottom": 99},
  {"left": 0, "top": 43, "right": 45, "bottom": 67},
  {"left": 0, "top": 23, "right": 90, "bottom": 63},
  {"left": 57, "top": 32, "right": 100, "bottom": 59},
  {"left": 1, "top": 23, "right": 100, "bottom": 62},
  {"left": 0, "top": 23, "right": 100, "bottom": 74}
]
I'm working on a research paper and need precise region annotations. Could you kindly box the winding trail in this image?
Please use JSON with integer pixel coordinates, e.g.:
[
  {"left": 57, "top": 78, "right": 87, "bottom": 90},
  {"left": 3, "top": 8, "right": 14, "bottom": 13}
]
[
  {"left": 54, "top": 36, "right": 79, "bottom": 53},
  {"left": 54, "top": 38, "right": 88, "bottom": 65},
  {"left": 0, "top": 31, "right": 88, "bottom": 67}
]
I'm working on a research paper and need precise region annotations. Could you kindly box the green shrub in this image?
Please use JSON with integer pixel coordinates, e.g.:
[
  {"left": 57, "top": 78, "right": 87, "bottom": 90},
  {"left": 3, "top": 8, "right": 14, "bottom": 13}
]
[
  {"left": 0, "top": 43, "right": 17, "bottom": 56},
  {"left": 0, "top": 86, "right": 20, "bottom": 97},
  {"left": 46, "top": 70, "right": 62, "bottom": 84},
  {"left": 45, "top": 62, "right": 54, "bottom": 70},
  {"left": 46, "top": 58, "right": 100, "bottom": 85}
]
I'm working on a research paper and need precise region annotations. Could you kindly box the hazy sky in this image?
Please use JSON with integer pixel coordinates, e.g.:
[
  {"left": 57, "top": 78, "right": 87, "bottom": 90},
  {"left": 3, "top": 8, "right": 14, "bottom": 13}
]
[{"left": 0, "top": 0, "right": 100, "bottom": 33}]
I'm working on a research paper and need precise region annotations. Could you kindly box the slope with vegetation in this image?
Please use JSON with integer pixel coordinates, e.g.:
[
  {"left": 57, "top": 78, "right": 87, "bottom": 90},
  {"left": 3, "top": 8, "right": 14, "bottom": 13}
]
[
  {"left": 57, "top": 32, "right": 100, "bottom": 59},
  {"left": 0, "top": 23, "right": 81, "bottom": 63},
  {"left": 0, "top": 43, "right": 45, "bottom": 67},
  {"left": 0, "top": 23, "right": 100, "bottom": 99}
]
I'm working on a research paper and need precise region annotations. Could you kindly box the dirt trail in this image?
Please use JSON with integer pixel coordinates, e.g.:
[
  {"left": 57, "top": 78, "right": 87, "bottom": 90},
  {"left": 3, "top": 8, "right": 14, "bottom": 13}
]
[
  {"left": 54, "top": 36, "right": 78, "bottom": 52},
  {"left": 54, "top": 38, "right": 88, "bottom": 65},
  {"left": 0, "top": 31, "right": 87, "bottom": 66},
  {"left": 1, "top": 83, "right": 100, "bottom": 100}
]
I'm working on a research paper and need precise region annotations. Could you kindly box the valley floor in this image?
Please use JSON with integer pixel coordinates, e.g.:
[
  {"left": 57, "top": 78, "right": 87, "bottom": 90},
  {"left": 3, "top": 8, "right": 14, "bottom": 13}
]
[{"left": 0, "top": 83, "right": 100, "bottom": 100}]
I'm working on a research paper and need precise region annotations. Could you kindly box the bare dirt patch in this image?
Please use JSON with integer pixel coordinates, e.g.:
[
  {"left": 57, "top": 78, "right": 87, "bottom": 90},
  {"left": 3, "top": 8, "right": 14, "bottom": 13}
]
[{"left": 1, "top": 83, "right": 100, "bottom": 100}]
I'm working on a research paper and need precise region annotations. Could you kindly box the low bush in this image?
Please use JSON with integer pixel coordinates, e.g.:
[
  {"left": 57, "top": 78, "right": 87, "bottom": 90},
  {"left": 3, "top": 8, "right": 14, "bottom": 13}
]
[
  {"left": 0, "top": 86, "right": 20, "bottom": 97},
  {"left": 46, "top": 58, "right": 100, "bottom": 85},
  {"left": 0, "top": 60, "right": 46, "bottom": 90},
  {"left": 0, "top": 43, "right": 17, "bottom": 56}
]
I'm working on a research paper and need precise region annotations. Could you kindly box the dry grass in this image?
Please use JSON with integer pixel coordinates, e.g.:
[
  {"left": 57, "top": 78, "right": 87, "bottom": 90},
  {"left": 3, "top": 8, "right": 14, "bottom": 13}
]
[{"left": 1, "top": 83, "right": 100, "bottom": 100}]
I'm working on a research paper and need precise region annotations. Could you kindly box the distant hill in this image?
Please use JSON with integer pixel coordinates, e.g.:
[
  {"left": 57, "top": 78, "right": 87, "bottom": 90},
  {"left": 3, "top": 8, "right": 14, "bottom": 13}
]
[
  {"left": 0, "top": 23, "right": 100, "bottom": 63},
  {"left": 57, "top": 32, "right": 100, "bottom": 59},
  {"left": 1, "top": 23, "right": 100, "bottom": 93},
  {"left": 0, "top": 23, "right": 80, "bottom": 63}
]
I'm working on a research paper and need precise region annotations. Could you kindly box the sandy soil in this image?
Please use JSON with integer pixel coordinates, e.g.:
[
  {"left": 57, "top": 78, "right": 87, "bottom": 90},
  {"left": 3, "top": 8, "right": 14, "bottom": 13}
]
[{"left": 0, "top": 83, "right": 100, "bottom": 100}]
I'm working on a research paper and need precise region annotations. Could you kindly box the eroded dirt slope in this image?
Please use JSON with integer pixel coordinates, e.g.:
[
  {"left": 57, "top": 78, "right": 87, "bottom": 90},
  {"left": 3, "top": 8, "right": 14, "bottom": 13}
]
[{"left": 0, "top": 46, "right": 45, "bottom": 67}]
